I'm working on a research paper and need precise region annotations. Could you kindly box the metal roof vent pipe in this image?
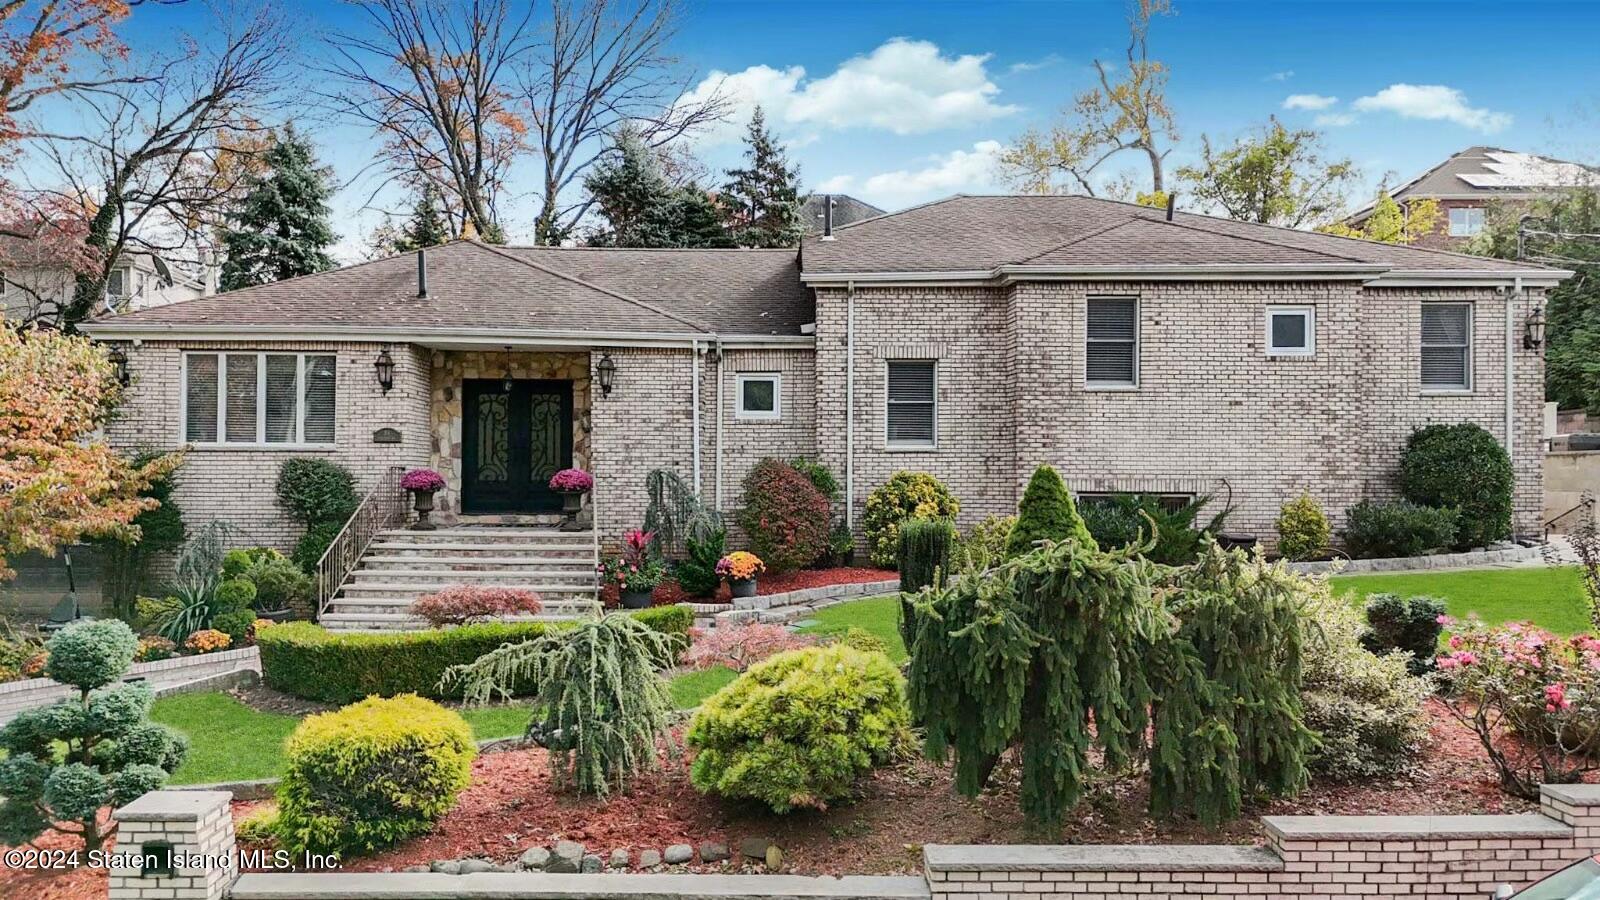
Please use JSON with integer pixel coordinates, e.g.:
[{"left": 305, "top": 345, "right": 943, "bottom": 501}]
[
  {"left": 1165, "top": 193, "right": 1177, "bottom": 222},
  {"left": 417, "top": 248, "right": 428, "bottom": 298},
  {"left": 821, "top": 194, "right": 836, "bottom": 241}
]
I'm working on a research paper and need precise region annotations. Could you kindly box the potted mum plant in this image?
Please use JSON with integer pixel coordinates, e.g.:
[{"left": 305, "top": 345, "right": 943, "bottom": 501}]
[
  {"left": 716, "top": 551, "right": 765, "bottom": 599},
  {"left": 400, "top": 468, "right": 446, "bottom": 530},
  {"left": 548, "top": 467, "right": 593, "bottom": 532},
  {"left": 599, "top": 529, "right": 665, "bottom": 609}
]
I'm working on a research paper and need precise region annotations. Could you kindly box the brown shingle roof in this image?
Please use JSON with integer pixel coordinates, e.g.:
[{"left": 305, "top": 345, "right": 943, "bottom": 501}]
[{"left": 801, "top": 194, "right": 1549, "bottom": 274}]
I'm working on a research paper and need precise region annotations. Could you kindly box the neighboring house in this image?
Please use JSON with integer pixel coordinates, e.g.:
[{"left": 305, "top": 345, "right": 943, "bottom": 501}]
[
  {"left": 2, "top": 245, "right": 218, "bottom": 323},
  {"left": 84, "top": 194, "right": 1567, "bottom": 563},
  {"left": 799, "top": 193, "right": 886, "bottom": 235},
  {"left": 1343, "top": 147, "right": 1600, "bottom": 251}
]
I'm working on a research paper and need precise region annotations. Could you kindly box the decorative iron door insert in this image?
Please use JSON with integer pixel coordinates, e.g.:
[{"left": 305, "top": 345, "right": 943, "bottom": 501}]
[{"left": 461, "top": 379, "right": 574, "bottom": 514}]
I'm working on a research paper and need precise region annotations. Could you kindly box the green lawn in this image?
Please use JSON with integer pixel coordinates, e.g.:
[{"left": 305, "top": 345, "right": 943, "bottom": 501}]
[
  {"left": 669, "top": 666, "right": 737, "bottom": 708},
  {"left": 797, "top": 594, "right": 907, "bottom": 662},
  {"left": 1330, "top": 565, "right": 1590, "bottom": 635}
]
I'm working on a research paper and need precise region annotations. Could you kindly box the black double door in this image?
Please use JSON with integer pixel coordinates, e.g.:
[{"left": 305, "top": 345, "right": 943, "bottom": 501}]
[{"left": 461, "top": 379, "right": 574, "bottom": 514}]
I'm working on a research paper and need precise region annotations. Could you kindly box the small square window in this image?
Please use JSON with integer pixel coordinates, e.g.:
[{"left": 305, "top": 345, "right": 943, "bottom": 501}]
[
  {"left": 1266, "top": 306, "right": 1315, "bottom": 356},
  {"left": 735, "top": 373, "right": 780, "bottom": 420},
  {"left": 1448, "top": 207, "right": 1484, "bottom": 237}
]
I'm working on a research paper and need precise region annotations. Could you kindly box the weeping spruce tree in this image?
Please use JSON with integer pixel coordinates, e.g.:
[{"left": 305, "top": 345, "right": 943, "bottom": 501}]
[{"left": 907, "top": 504, "right": 1311, "bottom": 827}]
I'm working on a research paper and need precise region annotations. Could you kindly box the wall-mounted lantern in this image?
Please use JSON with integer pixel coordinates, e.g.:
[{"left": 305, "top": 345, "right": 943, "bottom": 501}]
[
  {"left": 374, "top": 346, "right": 396, "bottom": 393},
  {"left": 1524, "top": 305, "right": 1546, "bottom": 350},
  {"left": 106, "top": 345, "right": 131, "bottom": 386},
  {"left": 596, "top": 352, "right": 616, "bottom": 397}
]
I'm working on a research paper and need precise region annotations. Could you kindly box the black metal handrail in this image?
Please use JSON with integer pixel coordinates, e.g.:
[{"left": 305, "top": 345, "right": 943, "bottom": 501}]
[{"left": 314, "top": 466, "right": 408, "bottom": 619}]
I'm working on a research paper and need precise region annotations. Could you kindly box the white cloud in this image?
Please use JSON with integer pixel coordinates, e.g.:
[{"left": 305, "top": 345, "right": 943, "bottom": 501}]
[
  {"left": 1009, "top": 53, "right": 1063, "bottom": 74},
  {"left": 1351, "top": 83, "right": 1512, "bottom": 133},
  {"left": 1265, "top": 70, "right": 1295, "bottom": 82},
  {"left": 1314, "top": 112, "right": 1356, "bottom": 128},
  {"left": 1283, "top": 93, "right": 1338, "bottom": 111},
  {"left": 856, "top": 140, "right": 1007, "bottom": 205},
  {"left": 815, "top": 174, "right": 856, "bottom": 193},
  {"left": 679, "top": 38, "right": 1019, "bottom": 145}
]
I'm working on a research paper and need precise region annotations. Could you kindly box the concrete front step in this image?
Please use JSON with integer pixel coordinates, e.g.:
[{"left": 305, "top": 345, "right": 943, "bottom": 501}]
[
  {"left": 320, "top": 610, "right": 601, "bottom": 631},
  {"left": 347, "top": 569, "right": 597, "bottom": 585},
  {"left": 367, "top": 542, "right": 596, "bottom": 556},
  {"left": 328, "top": 598, "right": 600, "bottom": 615},
  {"left": 360, "top": 555, "right": 597, "bottom": 569},
  {"left": 377, "top": 527, "right": 593, "bottom": 541}
]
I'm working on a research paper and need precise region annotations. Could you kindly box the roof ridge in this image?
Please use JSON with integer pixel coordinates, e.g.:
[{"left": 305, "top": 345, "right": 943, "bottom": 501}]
[
  {"left": 1148, "top": 216, "right": 1367, "bottom": 263},
  {"left": 467, "top": 241, "right": 714, "bottom": 333},
  {"left": 814, "top": 193, "right": 970, "bottom": 236},
  {"left": 500, "top": 245, "right": 797, "bottom": 254},
  {"left": 1013, "top": 218, "right": 1147, "bottom": 265}
]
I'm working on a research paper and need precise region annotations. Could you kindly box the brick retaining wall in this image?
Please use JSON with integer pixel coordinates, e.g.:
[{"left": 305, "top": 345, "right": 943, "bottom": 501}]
[{"left": 0, "top": 646, "right": 260, "bottom": 724}]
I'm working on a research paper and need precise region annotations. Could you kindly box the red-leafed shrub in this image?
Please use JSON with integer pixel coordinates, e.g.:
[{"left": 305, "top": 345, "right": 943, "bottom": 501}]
[
  {"left": 736, "top": 458, "right": 830, "bottom": 574},
  {"left": 412, "top": 586, "right": 542, "bottom": 628},
  {"left": 682, "top": 623, "right": 814, "bottom": 672}
]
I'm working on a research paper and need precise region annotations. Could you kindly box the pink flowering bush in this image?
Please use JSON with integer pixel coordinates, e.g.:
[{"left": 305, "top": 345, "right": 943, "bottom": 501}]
[
  {"left": 401, "top": 468, "right": 447, "bottom": 492},
  {"left": 1436, "top": 616, "right": 1600, "bottom": 798},
  {"left": 549, "top": 468, "right": 594, "bottom": 493},
  {"left": 411, "top": 585, "right": 543, "bottom": 627},
  {"left": 682, "top": 623, "right": 814, "bottom": 672}
]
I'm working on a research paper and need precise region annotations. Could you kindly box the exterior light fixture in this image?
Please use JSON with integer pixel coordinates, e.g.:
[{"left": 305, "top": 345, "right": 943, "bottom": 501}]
[
  {"left": 596, "top": 351, "right": 616, "bottom": 396},
  {"left": 502, "top": 346, "right": 515, "bottom": 393},
  {"left": 1524, "top": 305, "right": 1546, "bottom": 350},
  {"left": 106, "top": 345, "right": 131, "bottom": 386},
  {"left": 374, "top": 346, "right": 396, "bottom": 393}
]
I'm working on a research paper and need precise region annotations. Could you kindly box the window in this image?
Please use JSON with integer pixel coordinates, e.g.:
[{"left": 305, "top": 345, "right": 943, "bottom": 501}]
[
  {"left": 885, "top": 360, "right": 936, "bottom": 448},
  {"left": 1265, "top": 306, "right": 1315, "bottom": 356},
  {"left": 1421, "top": 303, "right": 1472, "bottom": 391},
  {"left": 105, "top": 269, "right": 131, "bottom": 298},
  {"left": 735, "top": 373, "right": 781, "bottom": 421},
  {"left": 184, "top": 352, "right": 337, "bottom": 445},
  {"left": 1078, "top": 491, "right": 1195, "bottom": 514},
  {"left": 1448, "top": 207, "right": 1484, "bottom": 237},
  {"left": 1086, "top": 297, "right": 1139, "bottom": 387}
]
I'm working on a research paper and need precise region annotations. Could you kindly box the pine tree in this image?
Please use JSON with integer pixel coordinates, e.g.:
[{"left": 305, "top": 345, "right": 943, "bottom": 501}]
[
  {"left": 585, "top": 129, "right": 733, "bottom": 248},
  {"left": 218, "top": 126, "right": 337, "bottom": 291},
  {"left": 392, "top": 187, "right": 451, "bottom": 252},
  {"left": 721, "top": 106, "right": 805, "bottom": 248},
  {"left": 1005, "top": 465, "right": 1097, "bottom": 556}
]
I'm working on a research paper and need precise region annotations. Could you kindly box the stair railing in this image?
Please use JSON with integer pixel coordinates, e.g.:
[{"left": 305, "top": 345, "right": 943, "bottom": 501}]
[
  {"left": 1545, "top": 493, "right": 1597, "bottom": 540},
  {"left": 315, "top": 465, "right": 408, "bottom": 620}
]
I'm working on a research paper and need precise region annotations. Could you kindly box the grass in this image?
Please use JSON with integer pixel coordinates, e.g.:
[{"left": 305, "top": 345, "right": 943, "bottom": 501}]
[
  {"left": 797, "top": 594, "right": 907, "bottom": 662},
  {"left": 1330, "top": 565, "right": 1591, "bottom": 635},
  {"left": 669, "top": 666, "right": 737, "bottom": 708}
]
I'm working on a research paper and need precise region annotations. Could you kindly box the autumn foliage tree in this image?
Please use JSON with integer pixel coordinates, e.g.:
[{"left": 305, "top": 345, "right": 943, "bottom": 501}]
[{"left": 0, "top": 325, "right": 181, "bottom": 580}]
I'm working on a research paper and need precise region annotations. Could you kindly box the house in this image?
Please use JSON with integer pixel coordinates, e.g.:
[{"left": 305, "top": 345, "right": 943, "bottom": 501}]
[
  {"left": 1343, "top": 147, "right": 1599, "bottom": 250},
  {"left": 83, "top": 194, "right": 1566, "bottom": 619},
  {"left": 2, "top": 244, "right": 218, "bottom": 324},
  {"left": 799, "top": 193, "right": 886, "bottom": 235}
]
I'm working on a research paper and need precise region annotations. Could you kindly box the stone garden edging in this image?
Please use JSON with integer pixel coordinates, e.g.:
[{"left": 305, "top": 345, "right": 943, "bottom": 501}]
[
  {"left": 0, "top": 645, "right": 261, "bottom": 724},
  {"left": 704, "top": 579, "right": 898, "bottom": 628},
  {"left": 1286, "top": 543, "right": 1540, "bottom": 575}
]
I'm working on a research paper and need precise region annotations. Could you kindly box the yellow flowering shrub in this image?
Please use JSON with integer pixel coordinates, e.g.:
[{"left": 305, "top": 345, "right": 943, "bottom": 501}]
[{"left": 862, "top": 471, "right": 959, "bottom": 568}]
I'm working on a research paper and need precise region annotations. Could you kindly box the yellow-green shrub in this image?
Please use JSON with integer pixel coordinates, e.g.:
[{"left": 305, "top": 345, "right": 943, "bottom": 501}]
[
  {"left": 862, "top": 472, "right": 959, "bottom": 568},
  {"left": 1275, "top": 493, "right": 1330, "bottom": 561},
  {"left": 686, "top": 644, "right": 909, "bottom": 813},
  {"left": 276, "top": 695, "right": 475, "bottom": 858}
]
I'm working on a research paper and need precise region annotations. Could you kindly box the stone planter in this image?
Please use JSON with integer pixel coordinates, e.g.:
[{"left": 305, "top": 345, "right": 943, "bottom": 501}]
[
  {"left": 620, "top": 588, "right": 654, "bottom": 609},
  {"left": 559, "top": 490, "right": 586, "bottom": 532},
  {"left": 729, "top": 577, "right": 758, "bottom": 599},
  {"left": 411, "top": 489, "right": 437, "bottom": 530}
]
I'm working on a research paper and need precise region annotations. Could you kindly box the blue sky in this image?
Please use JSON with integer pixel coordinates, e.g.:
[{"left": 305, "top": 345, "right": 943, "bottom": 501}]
[{"left": 99, "top": 0, "right": 1600, "bottom": 260}]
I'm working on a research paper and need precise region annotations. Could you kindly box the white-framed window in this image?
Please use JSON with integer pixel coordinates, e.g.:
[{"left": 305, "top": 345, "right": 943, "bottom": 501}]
[
  {"left": 735, "top": 373, "right": 781, "bottom": 421},
  {"left": 182, "top": 351, "right": 337, "bottom": 446},
  {"left": 105, "top": 268, "right": 132, "bottom": 299},
  {"left": 1448, "top": 207, "right": 1485, "bottom": 237},
  {"left": 885, "top": 360, "right": 936, "bottom": 448},
  {"left": 1265, "top": 305, "right": 1316, "bottom": 356},
  {"left": 1086, "top": 296, "right": 1139, "bottom": 387},
  {"left": 1421, "top": 303, "right": 1472, "bottom": 391}
]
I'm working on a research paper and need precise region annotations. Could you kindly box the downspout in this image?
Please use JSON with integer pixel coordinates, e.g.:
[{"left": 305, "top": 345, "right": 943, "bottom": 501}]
[
  {"left": 845, "top": 281, "right": 856, "bottom": 528},
  {"left": 691, "top": 339, "right": 702, "bottom": 494},
  {"left": 1506, "top": 277, "right": 1521, "bottom": 532},
  {"left": 715, "top": 336, "right": 725, "bottom": 511}
]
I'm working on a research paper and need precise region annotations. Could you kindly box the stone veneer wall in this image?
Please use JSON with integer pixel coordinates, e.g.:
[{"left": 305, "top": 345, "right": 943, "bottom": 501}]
[
  {"left": 105, "top": 340, "right": 432, "bottom": 553},
  {"left": 427, "top": 350, "right": 591, "bottom": 524},
  {"left": 813, "top": 281, "right": 1546, "bottom": 548}
]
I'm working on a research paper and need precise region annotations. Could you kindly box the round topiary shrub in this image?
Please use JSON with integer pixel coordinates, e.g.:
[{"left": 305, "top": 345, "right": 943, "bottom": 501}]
[
  {"left": 42, "top": 619, "right": 138, "bottom": 690},
  {"left": 686, "top": 644, "right": 909, "bottom": 813},
  {"left": 1399, "top": 423, "right": 1513, "bottom": 550},
  {"left": 1275, "top": 492, "right": 1330, "bottom": 561},
  {"left": 1005, "top": 465, "right": 1095, "bottom": 557},
  {"left": 276, "top": 458, "right": 359, "bottom": 526},
  {"left": 276, "top": 694, "right": 476, "bottom": 858},
  {"left": 736, "top": 459, "right": 831, "bottom": 574},
  {"left": 862, "top": 472, "right": 959, "bottom": 569}
]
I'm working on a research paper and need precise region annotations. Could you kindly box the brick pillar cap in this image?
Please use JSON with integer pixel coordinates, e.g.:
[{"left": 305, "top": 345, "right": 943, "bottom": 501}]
[
  {"left": 113, "top": 790, "right": 231, "bottom": 823},
  {"left": 1542, "top": 784, "right": 1600, "bottom": 807}
]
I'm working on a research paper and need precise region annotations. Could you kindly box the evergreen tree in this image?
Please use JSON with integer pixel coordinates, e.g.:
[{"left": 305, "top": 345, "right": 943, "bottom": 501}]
[
  {"left": 1005, "top": 465, "right": 1097, "bottom": 556},
  {"left": 585, "top": 129, "right": 733, "bottom": 248},
  {"left": 721, "top": 107, "right": 805, "bottom": 248},
  {"left": 218, "top": 126, "right": 337, "bottom": 291},
  {"left": 392, "top": 187, "right": 452, "bottom": 252}
]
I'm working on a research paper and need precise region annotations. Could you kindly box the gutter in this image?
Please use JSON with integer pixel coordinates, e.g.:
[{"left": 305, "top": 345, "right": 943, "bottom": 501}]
[
  {"left": 78, "top": 322, "right": 815, "bottom": 351},
  {"left": 714, "top": 336, "right": 725, "bottom": 513},
  {"left": 1506, "top": 277, "right": 1521, "bottom": 524},
  {"left": 691, "top": 339, "right": 702, "bottom": 497},
  {"left": 845, "top": 281, "right": 856, "bottom": 530},
  {"left": 803, "top": 263, "right": 1572, "bottom": 289}
]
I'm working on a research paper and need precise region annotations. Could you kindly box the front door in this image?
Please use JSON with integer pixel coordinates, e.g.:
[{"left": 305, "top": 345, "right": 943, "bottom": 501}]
[{"left": 461, "top": 379, "right": 574, "bottom": 514}]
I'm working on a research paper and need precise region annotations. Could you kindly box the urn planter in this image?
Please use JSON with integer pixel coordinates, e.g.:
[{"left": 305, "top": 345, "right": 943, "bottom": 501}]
[
  {"left": 559, "top": 490, "right": 585, "bottom": 532},
  {"left": 620, "top": 589, "right": 654, "bottom": 609},
  {"left": 411, "top": 489, "right": 438, "bottom": 531},
  {"left": 729, "top": 577, "right": 758, "bottom": 599}
]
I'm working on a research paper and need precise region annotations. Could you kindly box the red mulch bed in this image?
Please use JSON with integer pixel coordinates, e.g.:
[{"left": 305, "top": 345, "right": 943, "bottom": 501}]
[{"left": 607, "top": 566, "right": 896, "bottom": 607}]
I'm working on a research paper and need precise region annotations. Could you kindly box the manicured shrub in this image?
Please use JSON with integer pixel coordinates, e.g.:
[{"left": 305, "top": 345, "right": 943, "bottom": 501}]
[
  {"left": 830, "top": 626, "right": 890, "bottom": 657},
  {"left": 1361, "top": 593, "right": 1448, "bottom": 674},
  {"left": 682, "top": 623, "right": 814, "bottom": 672},
  {"left": 211, "top": 611, "right": 256, "bottom": 645},
  {"left": 1275, "top": 493, "right": 1330, "bottom": 561},
  {"left": 258, "top": 621, "right": 552, "bottom": 703},
  {"left": 1077, "top": 493, "right": 1229, "bottom": 565},
  {"left": 1006, "top": 465, "right": 1096, "bottom": 557},
  {"left": 410, "top": 586, "right": 542, "bottom": 627},
  {"left": 277, "top": 695, "right": 475, "bottom": 858},
  {"left": 954, "top": 515, "right": 1015, "bottom": 574},
  {"left": 674, "top": 527, "right": 726, "bottom": 598},
  {"left": 628, "top": 604, "right": 693, "bottom": 638},
  {"left": 826, "top": 521, "right": 855, "bottom": 566},
  {"left": 214, "top": 578, "right": 257, "bottom": 612},
  {"left": 736, "top": 458, "right": 831, "bottom": 574},
  {"left": 276, "top": 458, "right": 359, "bottom": 527},
  {"left": 447, "top": 615, "right": 677, "bottom": 797},
  {"left": 863, "top": 471, "right": 959, "bottom": 568},
  {"left": 222, "top": 547, "right": 285, "bottom": 580},
  {"left": 788, "top": 456, "right": 841, "bottom": 503},
  {"left": 898, "top": 518, "right": 954, "bottom": 593},
  {"left": 238, "top": 555, "right": 313, "bottom": 615},
  {"left": 1437, "top": 620, "right": 1600, "bottom": 799},
  {"left": 1399, "top": 423, "right": 1514, "bottom": 549},
  {"left": 134, "top": 596, "right": 181, "bottom": 634},
  {"left": 1298, "top": 582, "right": 1429, "bottom": 780},
  {"left": 687, "top": 644, "right": 909, "bottom": 813},
  {"left": 291, "top": 520, "right": 344, "bottom": 573},
  {"left": 1342, "top": 499, "right": 1459, "bottom": 559},
  {"left": 0, "top": 620, "right": 187, "bottom": 851}
]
